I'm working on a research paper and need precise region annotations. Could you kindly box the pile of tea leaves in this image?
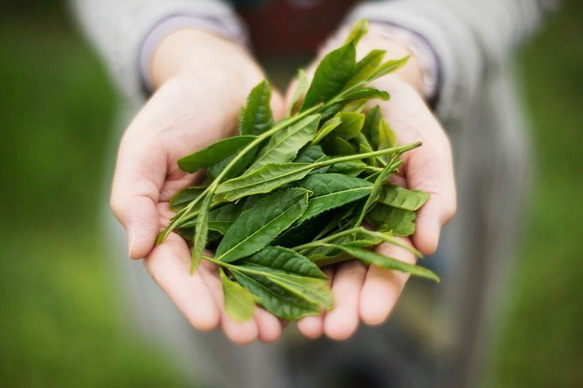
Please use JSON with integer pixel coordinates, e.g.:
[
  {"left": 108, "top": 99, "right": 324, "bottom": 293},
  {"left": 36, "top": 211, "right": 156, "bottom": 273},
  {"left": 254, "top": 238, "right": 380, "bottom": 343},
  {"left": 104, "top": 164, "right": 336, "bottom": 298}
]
[{"left": 157, "top": 20, "right": 438, "bottom": 321}]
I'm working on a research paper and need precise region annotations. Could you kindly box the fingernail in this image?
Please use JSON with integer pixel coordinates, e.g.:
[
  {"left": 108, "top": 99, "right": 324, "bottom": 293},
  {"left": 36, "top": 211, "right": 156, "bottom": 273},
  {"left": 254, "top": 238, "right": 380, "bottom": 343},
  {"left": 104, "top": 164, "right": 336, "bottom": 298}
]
[{"left": 128, "top": 224, "right": 136, "bottom": 258}]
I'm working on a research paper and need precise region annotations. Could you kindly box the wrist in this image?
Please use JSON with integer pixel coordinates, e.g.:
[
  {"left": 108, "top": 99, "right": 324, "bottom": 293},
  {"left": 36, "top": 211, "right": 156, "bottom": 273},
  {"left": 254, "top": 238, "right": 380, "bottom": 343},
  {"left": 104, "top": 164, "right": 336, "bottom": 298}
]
[{"left": 150, "top": 28, "right": 264, "bottom": 96}]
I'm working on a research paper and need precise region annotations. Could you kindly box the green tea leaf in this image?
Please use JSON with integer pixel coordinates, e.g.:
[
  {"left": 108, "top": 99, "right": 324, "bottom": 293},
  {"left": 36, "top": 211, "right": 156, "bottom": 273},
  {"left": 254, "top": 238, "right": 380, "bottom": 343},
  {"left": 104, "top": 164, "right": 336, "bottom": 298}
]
[
  {"left": 365, "top": 203, "right": 417, "bottom": 236},
  {"left": 368, "top": 56, "right": 410, "bottom": 82},
  {"left": 312, "top": 116, "right": 342, "bottom": 144},
  {"left": 240, "top": 80, "right": 273, "bottom": 136},
  {"left": 169, "top": 186, "right": 208, "bottom": 212},
  {"left": 230, "top": 270, "right": 322, "bottom": 320},
  {"left": 346, "top": 49, "right": 386, "bottom": 88},
  {"left": 378, "top": 118, "right": 397, "bottom": 162},
  {"left": 247, "top": 114, "right": 320, "bottom": 172},
  {"left": 220, "top": 269, "right": 256, "bottom": 321},
  {"left": 191, "top": 192, "right": 213, "bottom": 273},
  {"left": 335, "top": 112, "right": 365, "bottom": 141},
  {"left": 294, "top": 144, "right": 327, "bottom": 164},
  {"left": 178, "top": 135, "right": 257, "bottom": 173},
  {"left": 362, "top": 106, "right": 382, "bottom": 150},
  {"left": 208, "top": 202, "right": 244, "bottom": 234},
  {"left": 354, "top": 161, "right": 395, "bottom": 226},
  {"left": 216, "top": 163, "right": 314, "bottom": 201},
  {"left": 301, "top": 43, "right": 356, "bottom": 111},
  {"left": 330, "top": 244, "right": 439, "bottom": 282},
  {"left": 216, "top": 188, "right": 310, "bottom": 262},
  {"left": 325, "top": 137, "right": 357, "bottom": 156},
  {"left": 328, "top": 160, "right": 368, "bottom": 176},
  {"left": 344, "top": 18, "right": 368, "bottom": 46},
  {"left": 296, "top": 173, "right": 372, "bottom": 223},
  {"left": 207, "top": 145, "right": 259, "bottom": 181},
  {"left": 377, "top": 184, "right": 430, "bottom": 211},
  {"left": 240, "top": 246, "right": 328, "bottom": 280},
  {"left": 339, "top": 88, "right": 390, "bottom": 103},
  {"left": 287, "top": 69, "right": 309, "bottom": 116}
]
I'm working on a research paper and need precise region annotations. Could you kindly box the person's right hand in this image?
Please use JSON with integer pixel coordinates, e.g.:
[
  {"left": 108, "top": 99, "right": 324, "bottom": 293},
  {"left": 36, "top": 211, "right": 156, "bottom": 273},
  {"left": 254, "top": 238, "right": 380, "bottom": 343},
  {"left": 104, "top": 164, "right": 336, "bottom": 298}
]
[{"left": 109, "top": 29, "right": 286, "bottom": 344}]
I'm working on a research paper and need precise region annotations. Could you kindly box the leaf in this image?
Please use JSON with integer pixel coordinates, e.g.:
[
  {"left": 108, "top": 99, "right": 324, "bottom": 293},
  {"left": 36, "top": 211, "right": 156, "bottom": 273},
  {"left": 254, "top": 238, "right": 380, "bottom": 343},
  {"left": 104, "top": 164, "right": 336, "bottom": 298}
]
[
  {"left": 220, "top": 269, "right": 256, "bottom": 321},
  {"left": 296, "top": 173, "right": 372, "bottom": 223},
  {"left": 312, "top": 116, "right": 342, "bottom": 144},
  {"left": 239, "top": 79, "right": 273, "bottom": 136},
  {"left": 191, "top": 192, "right": 213, "bottom": 273},
  {"left": 362, "top": 106, "right": 382, "bottom": 150},
  {"left": 230, "top": 246, "right": 333, "bottom": 319},
  {"left": 230, "top": 270, "right": 323, "bottom": 320},
  {"left": 207, "top": 144, "right": 259, "bottom": 181},
  {"left": 169, "top": 186, "right": 208, "bottom": 212},
  {"left": 300, "top": 43, "right": 356, "bottom": 111},
  {"left": 334, "top": 112, "right": 365, "bottom": 141},
  {"left": 273, "top": 211, "right": 336, "bottom": 248},
  {"left": 287, "top": 69, "right": 309, "bottom": 116},
  {"left": 178, "top": 135, "right": 257, "bottom": 173},
  {"left": 365, "top": 203, "right": 417, "bottom": 236},
  {"left": 207, "top": 202, "right": 244, "bottom": 234},
  {"left": 324, "top": 137, "right": 357, "bottom": 156},
  {"left": 354, "top": 161, "right": 395, "bottom": 226},
  {"left": 330, "top": 244, "right": 439, "bottom": 282},
  {"left": 368, "top": 56, "right": 410, "bottom": 82},
  {"left": 378, "top": 117, "right": 397, "bottom": 151},
  {"left": 341, "top": 99, "right": 367, "bottom": 113},
  {"left": 294, "top": 144, "right": 330, "bottom": 174},
  {"left": 346, "top": 49, "right": 386, "bottom": 88},
  {"left": 328, "top": 160, "right": 368, "bottom": 176},
  {"left": 377, "top": 185, "right": 430, "bottom": 211},
  {"left": 215, "top": 188, "right": 310, "bottom": 263},
  {"left": 294, "top": 144, "right": 327, "bottom": 164},
  {"left": 339, "top": 88, "right": 390, "bottom": 103},
  {"left": 247, "top": 114, "right": 320, "bottom": 172},
  {"left": 216, "top": 163, "right": 314, "bottom": 201},
  {"left": 344, "top": 18, "right": 368, "bottom": 46},
  {"left": 240, "top": 246, "right": 328, "bottom": 280}
]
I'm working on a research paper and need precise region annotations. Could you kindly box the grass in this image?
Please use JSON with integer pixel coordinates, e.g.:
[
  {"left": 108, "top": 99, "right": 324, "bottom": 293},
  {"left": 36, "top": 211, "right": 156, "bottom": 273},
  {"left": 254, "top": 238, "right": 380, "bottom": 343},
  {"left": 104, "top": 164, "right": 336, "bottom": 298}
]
[{"left": 0, "top": 2, "right": 582, "bottom": 387}]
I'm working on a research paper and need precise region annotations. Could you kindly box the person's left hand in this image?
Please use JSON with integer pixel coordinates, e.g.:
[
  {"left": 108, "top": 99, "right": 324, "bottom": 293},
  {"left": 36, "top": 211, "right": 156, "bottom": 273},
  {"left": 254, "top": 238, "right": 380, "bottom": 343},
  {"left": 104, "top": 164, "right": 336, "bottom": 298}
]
[{"left": 292, "top": 29, "right": 457, "bottom": 340}]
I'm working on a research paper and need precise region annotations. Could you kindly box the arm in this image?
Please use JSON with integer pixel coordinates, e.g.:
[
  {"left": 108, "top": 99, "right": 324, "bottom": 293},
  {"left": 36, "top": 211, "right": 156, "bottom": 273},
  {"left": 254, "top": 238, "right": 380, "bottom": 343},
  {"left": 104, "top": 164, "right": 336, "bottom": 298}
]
[
  {"left": 71, "top": 0, "right": 288, "bottom": 343},
  {"left": 296, "top": 0, "right": 558, "bottom": 341},
  {"left": 69, "top": 0, "right": 247, "bottom": 104},
  {"left": 347, "top": 0, "right": 559, "bottom": 122}
]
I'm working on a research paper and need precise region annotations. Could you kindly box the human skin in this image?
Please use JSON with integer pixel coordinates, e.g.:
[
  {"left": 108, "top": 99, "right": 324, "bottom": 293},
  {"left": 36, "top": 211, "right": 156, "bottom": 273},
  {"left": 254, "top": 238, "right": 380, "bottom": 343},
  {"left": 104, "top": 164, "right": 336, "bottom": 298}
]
[{"left": 109, "top": 26, "right": 456, "bottom": 344}]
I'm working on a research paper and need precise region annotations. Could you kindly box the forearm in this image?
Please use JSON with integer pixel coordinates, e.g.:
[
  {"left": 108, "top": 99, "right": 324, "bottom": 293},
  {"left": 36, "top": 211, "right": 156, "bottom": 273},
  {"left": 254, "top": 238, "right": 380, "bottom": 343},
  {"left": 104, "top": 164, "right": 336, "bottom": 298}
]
[
  {"left": 150, "top": 29, "right": 263, "bottom": 93},
  {"left": 69, "top": 0, "right": 246, "bottom": 104}
]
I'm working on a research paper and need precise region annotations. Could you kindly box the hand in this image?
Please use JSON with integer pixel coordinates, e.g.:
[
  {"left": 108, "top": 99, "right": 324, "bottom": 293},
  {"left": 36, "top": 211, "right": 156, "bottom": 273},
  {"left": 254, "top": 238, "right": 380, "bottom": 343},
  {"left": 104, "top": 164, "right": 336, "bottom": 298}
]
[
  {"left": 294, "top": 30, "right": 457, "bottom": 340},
  {"left": 110, "top": 29, "right": 286, "bottom": 344}
]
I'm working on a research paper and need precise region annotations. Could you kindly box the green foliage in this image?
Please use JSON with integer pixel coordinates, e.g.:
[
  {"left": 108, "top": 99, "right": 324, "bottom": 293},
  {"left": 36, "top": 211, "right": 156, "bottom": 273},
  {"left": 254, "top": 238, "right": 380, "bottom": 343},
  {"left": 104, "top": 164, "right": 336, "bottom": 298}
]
[
  {"left": 158, "top": 19, "right": 436, "bottom": 321},
  {"left": 239, "top": 79, "right": 274, "bottom": 136}
]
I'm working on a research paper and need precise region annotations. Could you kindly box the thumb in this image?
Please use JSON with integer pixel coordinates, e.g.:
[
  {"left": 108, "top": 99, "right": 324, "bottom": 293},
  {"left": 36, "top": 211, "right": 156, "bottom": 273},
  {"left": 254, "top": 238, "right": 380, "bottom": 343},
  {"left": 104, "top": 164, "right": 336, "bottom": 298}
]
[{"left": 110, "top": 129, "right": 167, "bottom": 259}]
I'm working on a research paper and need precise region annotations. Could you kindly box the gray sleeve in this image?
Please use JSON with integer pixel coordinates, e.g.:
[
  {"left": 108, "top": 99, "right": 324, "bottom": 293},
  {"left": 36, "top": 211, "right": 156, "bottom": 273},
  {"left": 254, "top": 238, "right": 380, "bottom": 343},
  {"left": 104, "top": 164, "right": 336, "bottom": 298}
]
[
  {"left": 346, "top": 0, "right": 559, "bottom": 122},
  {"left": 69, "top": 0, "right": 245, "bottom": 106}
]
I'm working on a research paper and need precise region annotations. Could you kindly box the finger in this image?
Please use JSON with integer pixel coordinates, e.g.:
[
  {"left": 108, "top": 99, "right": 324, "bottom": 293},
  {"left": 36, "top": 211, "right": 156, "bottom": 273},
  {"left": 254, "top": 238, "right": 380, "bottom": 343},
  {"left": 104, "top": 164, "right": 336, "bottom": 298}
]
[
  {"left": 143, "top": 234, "right": 220, "bottom": 331},
  {"left": 198, "top": 266, "right": 259, "bottom": 345},
  {"left": 270, "top": 89, "right": 287, "bottom": 121},
  {"left": 359, "top": 239, "right": 415, "bottom": 326},
  {"left": 254, "top": 308, "right": 283, "bottom": 343},
  {"left": 296, "top": 266, "right": 334, "bottom": 338},
  {"left": 403, "top": 125, "right": 456, "bottom": 256},
  {"left": 324, "top": 260, "right": 367, "bottom": 341},
  {"left": 110, "top": 124, "right": 167, "bottom": 259}
]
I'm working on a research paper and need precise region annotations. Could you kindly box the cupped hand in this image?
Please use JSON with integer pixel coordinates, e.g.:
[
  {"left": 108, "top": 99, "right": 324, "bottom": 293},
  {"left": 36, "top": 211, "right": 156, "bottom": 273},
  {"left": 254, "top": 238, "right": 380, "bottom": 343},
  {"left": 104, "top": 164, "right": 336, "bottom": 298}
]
[
  {"left": 295, "top": 32, "right": 457, "bottom": 341},
  {"left": 109, "top": 29, "right": 286, "bottom": 344}
]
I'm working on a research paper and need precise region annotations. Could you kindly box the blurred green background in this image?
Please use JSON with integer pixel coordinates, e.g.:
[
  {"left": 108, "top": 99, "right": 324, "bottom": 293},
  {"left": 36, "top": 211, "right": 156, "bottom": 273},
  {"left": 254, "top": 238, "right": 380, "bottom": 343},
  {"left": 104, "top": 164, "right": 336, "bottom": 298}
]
[{"left": 0, "top": 1, "right": 581, "bottom": 387}]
